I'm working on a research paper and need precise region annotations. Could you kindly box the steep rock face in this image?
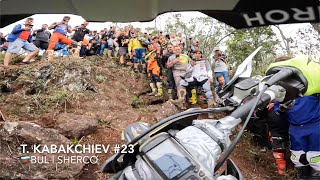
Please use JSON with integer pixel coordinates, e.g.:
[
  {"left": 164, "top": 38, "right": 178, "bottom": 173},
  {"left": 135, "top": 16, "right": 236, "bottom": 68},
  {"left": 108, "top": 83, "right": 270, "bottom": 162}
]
[
  {"left": 0, "top": 121, "right": 85, "bottom": 179},
  {"left": 0, "top": 59, "right": 192, "bottom": 179}
]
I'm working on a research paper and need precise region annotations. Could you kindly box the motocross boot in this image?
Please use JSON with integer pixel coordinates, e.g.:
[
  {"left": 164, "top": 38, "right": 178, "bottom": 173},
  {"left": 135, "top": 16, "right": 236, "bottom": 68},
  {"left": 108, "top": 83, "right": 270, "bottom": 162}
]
[
  {"left": 171, "top": 89, "right": 187, "bottom": 110},
  {"left": 155, "top": 82, "right": 163, "bottom": 97},
  {"left": 188, "top": 88, "right": 197, "bottom": 105},
  {"left": 273, "top": 151, "right": 287, "bottom": 175},
  {"left": 148, "top": 83, "right": 157, "bottom": 96}
]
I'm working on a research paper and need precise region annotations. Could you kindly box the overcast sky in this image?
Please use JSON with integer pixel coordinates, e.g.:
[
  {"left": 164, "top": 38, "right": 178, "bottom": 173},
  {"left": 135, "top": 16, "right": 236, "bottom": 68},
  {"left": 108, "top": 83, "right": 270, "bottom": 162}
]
[{"left": 0, "top": 12, "right": 312, "bottom": 53}]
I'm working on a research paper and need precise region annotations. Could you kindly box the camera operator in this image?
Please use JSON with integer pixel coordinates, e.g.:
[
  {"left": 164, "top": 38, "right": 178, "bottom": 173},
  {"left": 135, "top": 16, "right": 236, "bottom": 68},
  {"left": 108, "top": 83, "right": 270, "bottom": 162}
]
[{"left": 210, "top": 47, "right": 232, "bottom": 86}]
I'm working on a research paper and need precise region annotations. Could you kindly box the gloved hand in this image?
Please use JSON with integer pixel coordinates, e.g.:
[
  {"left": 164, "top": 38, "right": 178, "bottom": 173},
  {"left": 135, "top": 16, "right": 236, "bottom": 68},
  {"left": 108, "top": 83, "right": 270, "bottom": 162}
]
[{"left": 278, "top": 100, "right": 295, "bottom": 112}]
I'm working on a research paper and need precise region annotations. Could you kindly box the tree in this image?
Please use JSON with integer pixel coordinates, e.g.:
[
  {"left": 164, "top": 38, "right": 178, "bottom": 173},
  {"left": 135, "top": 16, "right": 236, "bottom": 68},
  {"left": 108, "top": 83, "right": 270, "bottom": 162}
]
[
  {"left": 163, "top": 13, "right": 230, "bottom": 58},
  {"left": 291, "top": 24, "right": 320, "bottom": 56},
  {"left": 273, "top": 25, "right": 293, "bottom": 56},
  {"left": 225, "top": 26, "right": 279, "bottom": 75}
]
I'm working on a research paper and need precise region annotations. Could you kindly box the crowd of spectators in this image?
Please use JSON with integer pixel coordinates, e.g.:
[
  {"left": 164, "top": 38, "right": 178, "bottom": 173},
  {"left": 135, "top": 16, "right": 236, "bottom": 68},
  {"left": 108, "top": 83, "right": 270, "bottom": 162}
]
[{"left": 0, "top": 16, "right": 233, "bottom": 108}]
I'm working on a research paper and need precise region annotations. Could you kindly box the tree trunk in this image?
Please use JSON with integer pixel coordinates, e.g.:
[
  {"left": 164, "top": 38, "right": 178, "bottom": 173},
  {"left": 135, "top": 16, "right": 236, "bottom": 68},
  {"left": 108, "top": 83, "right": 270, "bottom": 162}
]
[{"left": 274, "top": 25, "right": 292, "bottom": 56}]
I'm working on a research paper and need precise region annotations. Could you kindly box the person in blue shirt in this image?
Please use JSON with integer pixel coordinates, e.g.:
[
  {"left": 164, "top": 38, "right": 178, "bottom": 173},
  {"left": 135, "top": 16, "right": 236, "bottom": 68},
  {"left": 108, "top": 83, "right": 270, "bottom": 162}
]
[
  {"left": 3, "top": 17, "right": 39, "bottom": 66},
  {"left": 46, "top": 16, "right": 79, "bottom": 60}
]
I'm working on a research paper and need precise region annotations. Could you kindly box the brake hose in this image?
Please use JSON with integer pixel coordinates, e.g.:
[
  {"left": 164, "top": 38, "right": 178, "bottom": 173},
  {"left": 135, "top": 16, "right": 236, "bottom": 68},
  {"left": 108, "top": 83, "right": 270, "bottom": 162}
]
[{"left": 214, "top": 84, "right": 269, "bottom": 172}]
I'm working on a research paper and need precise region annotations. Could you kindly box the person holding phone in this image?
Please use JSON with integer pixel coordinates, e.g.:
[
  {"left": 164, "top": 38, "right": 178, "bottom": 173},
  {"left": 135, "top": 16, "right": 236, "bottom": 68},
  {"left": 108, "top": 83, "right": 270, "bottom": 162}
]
[{"left": 3, "top": 17, "right": 39, "bottom": 66}]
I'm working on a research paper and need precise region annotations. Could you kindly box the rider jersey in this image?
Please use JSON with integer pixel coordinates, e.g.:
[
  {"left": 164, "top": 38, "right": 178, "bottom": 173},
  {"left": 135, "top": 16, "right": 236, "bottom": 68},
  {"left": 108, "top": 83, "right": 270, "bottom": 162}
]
[
  {"left": 267, "top": 55, "right": 320, "bottom": 96},
  {"left": 274, "top": 95, "right": 320, "bottom": 125},
  {"left": 54, "top": 24, "right": 71, "bottom": 35}
]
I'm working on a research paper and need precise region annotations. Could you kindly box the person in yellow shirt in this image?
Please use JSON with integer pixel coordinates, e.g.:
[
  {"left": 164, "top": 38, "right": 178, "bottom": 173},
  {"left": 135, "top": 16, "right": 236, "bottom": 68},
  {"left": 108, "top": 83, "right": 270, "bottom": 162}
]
[{"left": 128, "top": 30, "right": 148, "bottom": 73}]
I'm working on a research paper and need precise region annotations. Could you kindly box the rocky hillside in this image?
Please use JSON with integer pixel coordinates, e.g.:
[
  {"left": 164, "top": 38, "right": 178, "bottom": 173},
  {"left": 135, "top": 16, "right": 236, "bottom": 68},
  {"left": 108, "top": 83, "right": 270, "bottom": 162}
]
[{"left": 0, "top": 57, "right": 293, "bottom": 179}]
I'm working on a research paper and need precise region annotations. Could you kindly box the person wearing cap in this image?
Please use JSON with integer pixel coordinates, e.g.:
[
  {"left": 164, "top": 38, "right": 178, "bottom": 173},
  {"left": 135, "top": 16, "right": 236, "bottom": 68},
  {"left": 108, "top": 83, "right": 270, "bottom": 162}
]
[
  {"left": 3, "top": 17, "right": 39, "bottom": 66},
  {"left": 210, "top": 47, "right": 231, "bottom": 86}
]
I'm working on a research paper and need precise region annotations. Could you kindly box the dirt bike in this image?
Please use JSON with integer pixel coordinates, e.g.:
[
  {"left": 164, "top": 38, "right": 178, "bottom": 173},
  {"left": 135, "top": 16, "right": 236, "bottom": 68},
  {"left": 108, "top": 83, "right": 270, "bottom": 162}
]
[{"left": 101, "top": 47, "right": 311, "bottom": 180}]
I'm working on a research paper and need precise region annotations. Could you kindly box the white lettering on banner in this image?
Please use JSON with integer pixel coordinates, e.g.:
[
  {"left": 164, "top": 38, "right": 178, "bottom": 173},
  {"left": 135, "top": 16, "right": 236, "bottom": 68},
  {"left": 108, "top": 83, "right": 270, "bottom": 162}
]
[
  {"left": 33, "top": 144, "right": 41, "bottom": 153},
  {"left": 292, "top": 7, "right": 315, "bottom": 21},
  {"left": 265, "top": 10, "right": 290, "bottom": 23},
  {"left": 51, "top": 144, "right": 57, "bottom": 153},
  {"left": 82, "top": 144, "right": 91, "bottom": 153},
  {"left": 66, "top": 144, "right": 74, "bottom": 153},
  {"left": 26, "top": 144, "right": 119, "bottom": 154},
  {"left": 58, "top": 145, "right": 66, "bottom": 153},
  {"left": 243, "top": 6, "right": 319, "bottom": 26},
  {"left": 102, "top": 145, "right": 110, "bottom": 153},
  {"left": 243, "top": 12, "right": 265, "bottom": 26},
  {"left": 74, "top": 144, "right": 83, "bottom": 153}
]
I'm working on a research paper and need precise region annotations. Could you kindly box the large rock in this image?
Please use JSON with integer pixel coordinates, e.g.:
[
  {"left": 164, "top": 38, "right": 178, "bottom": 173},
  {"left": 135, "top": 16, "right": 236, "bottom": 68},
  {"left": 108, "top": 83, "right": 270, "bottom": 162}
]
[
  {"left": 60, "top": 63, "right": 95, "bottom": 92},
  {"left": 55, "top": 113, "right": 98, "bottom": 139},
  {"left": 0, "top": 121, "right": 85, "bottom": 179},
  {"left": 147, "top": 101, "right": 179, "bottom": 121}
]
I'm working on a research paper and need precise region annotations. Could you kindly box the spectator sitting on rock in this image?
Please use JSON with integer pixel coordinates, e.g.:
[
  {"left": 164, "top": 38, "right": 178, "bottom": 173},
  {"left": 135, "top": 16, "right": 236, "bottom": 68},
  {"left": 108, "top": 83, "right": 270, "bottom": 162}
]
[
  {"left": 214, "top": 74, "right": 225, "bottom": 105},
  {"left": 3, "top": 17, "right": 39, "bottom": 66},
  {"left": 182, "top": 50, "right": 215, "bottom": 110}
]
